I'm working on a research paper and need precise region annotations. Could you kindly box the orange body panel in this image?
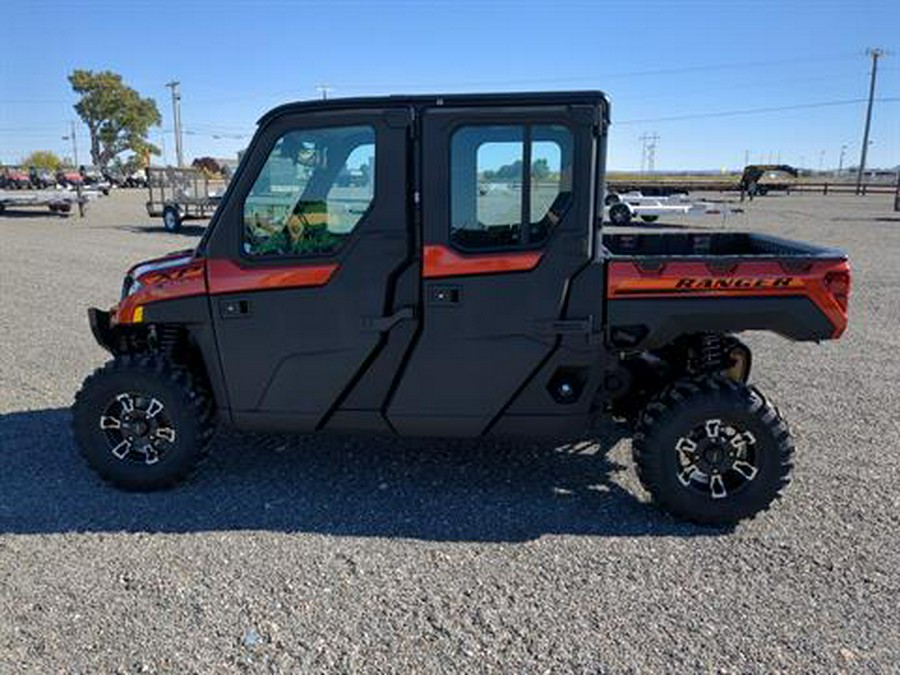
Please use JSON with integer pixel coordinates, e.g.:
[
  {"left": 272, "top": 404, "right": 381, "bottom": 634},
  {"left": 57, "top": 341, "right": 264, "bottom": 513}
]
[
  {"left": 422, "top": 244, "right": 542, "bottom": 278},
  {"left": 607, "top": 258, "right": 851, "bottom": 338},
  {"left": 115, "top": 259, "right": 207, "bottom": 324},
  {"left": 206, "top": 258, "right": 338, "bottom": 295}
]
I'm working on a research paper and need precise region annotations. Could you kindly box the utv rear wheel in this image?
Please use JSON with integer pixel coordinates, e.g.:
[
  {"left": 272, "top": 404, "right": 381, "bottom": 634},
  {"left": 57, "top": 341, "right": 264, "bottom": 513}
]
[
  {"left": 632, "top": 376, "right": 793, "bottom": 525},
  {"left": 72, "top": 355, "right": 215, "bottom": 490}
]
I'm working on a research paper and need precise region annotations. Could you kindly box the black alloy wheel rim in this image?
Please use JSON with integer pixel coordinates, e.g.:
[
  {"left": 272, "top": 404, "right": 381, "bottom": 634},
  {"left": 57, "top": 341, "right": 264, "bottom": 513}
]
[
  {"left": 98, "top": 392, "right": 177, "bottom": 465},
  {"left": 674, "top": 418, "right": 759, "bottom": 500}
]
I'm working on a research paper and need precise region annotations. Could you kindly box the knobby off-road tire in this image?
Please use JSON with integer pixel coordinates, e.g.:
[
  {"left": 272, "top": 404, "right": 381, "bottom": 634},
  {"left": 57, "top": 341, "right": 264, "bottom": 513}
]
[
  {"left": 72, "top": 355, "right": 216, "bottom": 491},
  {"left": 632, "top": 375, "right": 793, "bottom": 525}
]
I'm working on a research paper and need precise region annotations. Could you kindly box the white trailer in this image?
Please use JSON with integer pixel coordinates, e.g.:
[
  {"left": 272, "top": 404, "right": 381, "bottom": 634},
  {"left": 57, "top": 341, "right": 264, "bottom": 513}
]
[
  {"left": 0, "top": 189, "right": 94, "bottom": 216},
  {"left": 605, "top": 191, "right": 708, "bottom": 225}
]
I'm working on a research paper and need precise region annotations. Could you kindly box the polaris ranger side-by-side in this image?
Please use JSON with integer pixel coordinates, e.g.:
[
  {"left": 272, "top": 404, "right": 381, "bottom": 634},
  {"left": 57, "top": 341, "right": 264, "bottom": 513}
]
[{"left": 73, "top": 92, "right": 851, "bottom": 525}]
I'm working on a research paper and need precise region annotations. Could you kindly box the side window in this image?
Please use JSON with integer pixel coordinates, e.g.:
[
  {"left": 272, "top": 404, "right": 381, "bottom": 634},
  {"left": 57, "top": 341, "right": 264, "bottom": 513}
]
[
  {"left": 450, "top": 124, "right": 573, "bottom": 250},
  {"left": 243, "top": 125, "right": 375, "bottom": 257}
]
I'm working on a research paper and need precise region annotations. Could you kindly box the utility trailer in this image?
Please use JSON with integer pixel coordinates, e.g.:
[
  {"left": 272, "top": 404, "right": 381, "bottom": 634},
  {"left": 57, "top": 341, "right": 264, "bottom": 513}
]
[
  {"left": 145, "top": 167, "right": 225, "bottom": 232},
  {"left": 605, "top": 191, "right": 707, "bottom": 225},
  {"left": 0, "top": 189, "right": 90, "bottom": 216}
]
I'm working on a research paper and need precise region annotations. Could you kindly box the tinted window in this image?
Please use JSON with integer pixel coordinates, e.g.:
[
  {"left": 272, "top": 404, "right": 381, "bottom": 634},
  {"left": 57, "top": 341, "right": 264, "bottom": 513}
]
[
  {"left": 243, "top": 125, "right": 375, "bottom": 257},
  {"left": 450, "top": 124, "right": 572, "bottom": 250}
]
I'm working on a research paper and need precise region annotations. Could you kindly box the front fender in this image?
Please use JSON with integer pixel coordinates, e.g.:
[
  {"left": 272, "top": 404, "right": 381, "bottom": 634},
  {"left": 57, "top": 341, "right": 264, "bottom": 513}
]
[{"left": 88, "top": 307, "right": 116, "bottom": 354}]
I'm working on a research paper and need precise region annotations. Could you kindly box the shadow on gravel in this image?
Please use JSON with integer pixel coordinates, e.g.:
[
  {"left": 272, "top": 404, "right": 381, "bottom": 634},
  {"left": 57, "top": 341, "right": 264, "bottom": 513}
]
[
  {"left": 830, "top": 216, "right": 900, "bottom": 223},
  {"left": 115, "top": 224, "right": 208, "bottom": 236},
  {"left": 0, "top": 210, "right": 72, "bottom": 219},
  {"left": 0, "top": 408, "right": 724, "bottom": 541},
  {"left": 605, "top": 220, "right": 703, "bottom": 231}
]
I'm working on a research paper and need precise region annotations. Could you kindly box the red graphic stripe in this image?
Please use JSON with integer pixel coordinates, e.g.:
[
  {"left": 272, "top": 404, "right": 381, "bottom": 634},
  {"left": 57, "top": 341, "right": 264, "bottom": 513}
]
[
  {"left": 422, "top": 244, "right": 542, "bottom": 278},
  {"left": 207, "top": 258, "right": 338, "bottom": 294}
]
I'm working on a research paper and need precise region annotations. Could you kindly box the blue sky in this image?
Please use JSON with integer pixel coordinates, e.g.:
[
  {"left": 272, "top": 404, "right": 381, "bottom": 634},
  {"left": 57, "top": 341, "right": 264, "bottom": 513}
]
[{"left": 2, "top": 0, "right": 898, "bottom": 171}]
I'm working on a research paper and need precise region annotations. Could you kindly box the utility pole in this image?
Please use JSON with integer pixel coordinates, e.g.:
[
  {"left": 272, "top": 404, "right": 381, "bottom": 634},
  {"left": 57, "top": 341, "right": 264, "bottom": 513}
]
[
  {"left": 856, "top": 48, "right": 884, "bottom": 194},
  {"left": 743, "top": 149, "right": 749, "bottom": 168},
  {"left": 838, "top": 144, "right": 847, "bottom": 175},
  {"left": 62, "top": 121, "right": 84, "bottom": 217},
  {"left": 165, "top": 80, "right": 184, "bottom": 167},
  {"left": 316, "top": 84, "right": 333, "bottom": 100}
]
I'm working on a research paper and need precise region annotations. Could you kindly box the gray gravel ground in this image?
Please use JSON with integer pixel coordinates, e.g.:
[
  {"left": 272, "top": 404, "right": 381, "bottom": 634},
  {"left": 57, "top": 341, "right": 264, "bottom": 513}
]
[{"left": 0, "top": 190, "right": 898, "bottom": 673}]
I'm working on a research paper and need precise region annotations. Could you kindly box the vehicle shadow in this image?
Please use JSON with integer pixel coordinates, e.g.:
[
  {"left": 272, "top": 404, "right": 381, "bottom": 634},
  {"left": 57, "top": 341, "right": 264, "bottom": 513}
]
[
  {"left": 116, "top": 224, "right": 208, "bottom": 236},
  {"left": 0, "top": 209, "right": 72, "bottom": 219},
  {"left": 607, "top": 220, "right": 711, "bottom": 230},
  {"left": 0, "top": 408, "right": 725, "bottom": 541}
]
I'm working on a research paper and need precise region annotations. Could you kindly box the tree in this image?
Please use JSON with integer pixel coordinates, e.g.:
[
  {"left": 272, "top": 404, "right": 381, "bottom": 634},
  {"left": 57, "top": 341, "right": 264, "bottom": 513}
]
[
  {"left": 192, "top": 156, "right": 222, "bottom": 175},
  {"left": 21, "top": 150, "right": 62, "bottom": 171},
  {"left": 69, "top": 69, "right": 161, "bottom": 168},
  {"left": 531, "top": 158, "right": 550, "bottom": 181}
]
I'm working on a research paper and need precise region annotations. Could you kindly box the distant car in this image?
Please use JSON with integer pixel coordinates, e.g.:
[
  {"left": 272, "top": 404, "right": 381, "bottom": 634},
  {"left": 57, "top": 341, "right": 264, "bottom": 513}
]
[
  {"left": 29, "top": 167, "right": 56, "bottom": 189},
  {"left": 56, "top": 169, "right": 84, "bottom": 188},
  {"left": 80, "top": 166, "right": 111, "bottom": 195},
  {"left": 125, "top": 169, "right": 148, "bottom": 189},
  {"left": 1, "top": 167, "right": 32, "bottom": 189}
]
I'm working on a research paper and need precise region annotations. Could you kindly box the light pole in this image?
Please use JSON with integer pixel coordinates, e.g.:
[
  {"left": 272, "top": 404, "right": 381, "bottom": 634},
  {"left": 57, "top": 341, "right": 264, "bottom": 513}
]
[
  {"left": 856, "top": 48, "right": 885, "bottom": 194},
  {"left": 165, "top": 80, "right": 184, "bottom": 167},
  {"left": 61, "top": 121, "right": 84, "bottom": 217}
]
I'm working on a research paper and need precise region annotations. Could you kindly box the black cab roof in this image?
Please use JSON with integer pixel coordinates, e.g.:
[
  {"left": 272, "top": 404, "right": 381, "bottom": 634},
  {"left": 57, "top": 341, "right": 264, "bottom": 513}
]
[{"left": 258, "top": 90, "right": 610, "bottom": 126}]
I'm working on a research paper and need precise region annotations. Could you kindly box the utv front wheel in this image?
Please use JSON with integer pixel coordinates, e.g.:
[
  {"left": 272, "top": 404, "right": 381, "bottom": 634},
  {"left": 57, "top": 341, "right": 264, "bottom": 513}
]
[
  {"left": 72, "top": 355, "right": 215, "bottom": 490},
  {"left": 632, "top": 376, "right": 793, "bottom": 525}
]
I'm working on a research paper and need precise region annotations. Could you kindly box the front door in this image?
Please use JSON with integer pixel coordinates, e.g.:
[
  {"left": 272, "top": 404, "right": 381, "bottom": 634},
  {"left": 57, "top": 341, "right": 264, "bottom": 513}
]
[
  {"left": 387, "top": 104, "right": 598, "bottom": 436},
  {"left": 207, "top": 108, "right": 414, "bottom": 431}
]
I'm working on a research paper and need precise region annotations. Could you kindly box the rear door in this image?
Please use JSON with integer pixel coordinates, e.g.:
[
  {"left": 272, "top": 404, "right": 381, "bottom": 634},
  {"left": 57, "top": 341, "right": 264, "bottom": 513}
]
[
  {"left": 387, "top": 104, "right": 598, "bottom": 436},
  {"left": 206, "top": 107, "right": 414, "bottom": 431}
]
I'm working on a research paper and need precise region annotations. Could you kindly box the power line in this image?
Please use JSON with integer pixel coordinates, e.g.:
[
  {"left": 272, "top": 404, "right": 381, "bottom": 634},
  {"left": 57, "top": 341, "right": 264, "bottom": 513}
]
[
  {"left": 182, "top": 52, "right": 863, "bottom": 104},
  {"left": 325, "top": 52, "right": 863, "bottom": 91},
  {"left": 617, "top": 96, "right": 900, "bottom": 125}
]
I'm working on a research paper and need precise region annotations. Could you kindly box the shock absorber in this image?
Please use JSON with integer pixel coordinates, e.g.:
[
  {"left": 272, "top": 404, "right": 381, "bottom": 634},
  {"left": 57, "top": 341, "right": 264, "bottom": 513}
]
[
  {"left": 156, "top": 325, "right": 183, "bottom": 359},
  {"left": 699, "top": 333, "right": 725, "bottom": 372}
]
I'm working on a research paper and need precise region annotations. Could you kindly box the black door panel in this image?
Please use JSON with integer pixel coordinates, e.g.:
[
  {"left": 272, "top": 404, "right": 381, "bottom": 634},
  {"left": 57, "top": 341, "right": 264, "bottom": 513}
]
[
  {"left": 387, "top": 106, "right": 597, "bottom": 436},
  {"left": 206, "top": 108, "right": 414, "bottom": 431}
]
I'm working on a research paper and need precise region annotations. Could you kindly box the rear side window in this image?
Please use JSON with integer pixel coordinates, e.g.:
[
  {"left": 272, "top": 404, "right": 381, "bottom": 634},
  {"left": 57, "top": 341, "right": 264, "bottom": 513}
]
[
  {"left": 243, "top": 125, "right": 375, "bottom": 257},
  {"left": 450, "top": 124, "right": 573, "bottom": 250}
]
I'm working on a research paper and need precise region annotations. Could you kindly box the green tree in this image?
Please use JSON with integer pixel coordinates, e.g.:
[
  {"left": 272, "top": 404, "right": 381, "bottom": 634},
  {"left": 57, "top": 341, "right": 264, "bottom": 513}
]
[
  {"left": 531, "top": 158, "right": 550, "bottom": 181},
  {"left": 69, "top": 69, "right": 161, "bottom": 168},
  {"left": 192, "top": 156, "right": 222, "bottom": 175},
  {"left": 21, "top": 150, "right": 62, "bottom": 171}
]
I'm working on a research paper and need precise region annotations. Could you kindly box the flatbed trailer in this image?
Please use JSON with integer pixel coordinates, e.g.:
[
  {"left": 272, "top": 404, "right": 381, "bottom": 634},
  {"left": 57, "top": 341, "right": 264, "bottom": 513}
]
[
  {"left": 0, "top": 189, "right": 91, "bottom": 215},
  {"left": 605, "top": 191, "right": 707, "bottom": 224},
  {"left": 145, "top": 167, "right": 224, "bottom": 232}
]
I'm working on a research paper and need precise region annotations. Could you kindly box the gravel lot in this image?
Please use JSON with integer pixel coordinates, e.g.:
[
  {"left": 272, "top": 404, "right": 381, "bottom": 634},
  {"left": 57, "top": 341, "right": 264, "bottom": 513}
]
[{"left": 1, "top": 189, "right": 898, "bottom": 673}]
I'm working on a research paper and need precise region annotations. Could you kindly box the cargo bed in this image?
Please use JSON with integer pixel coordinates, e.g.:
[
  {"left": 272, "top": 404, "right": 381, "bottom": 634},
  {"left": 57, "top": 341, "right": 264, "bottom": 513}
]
[{"left": 602, "top": 232, "right": 850, "bottom": 348}]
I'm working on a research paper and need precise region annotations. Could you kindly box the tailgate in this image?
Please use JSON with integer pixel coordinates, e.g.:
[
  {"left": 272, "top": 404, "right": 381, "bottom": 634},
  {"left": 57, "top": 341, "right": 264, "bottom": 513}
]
[{"left": 603, "top": 233, "right": 850, "bottom": 349}]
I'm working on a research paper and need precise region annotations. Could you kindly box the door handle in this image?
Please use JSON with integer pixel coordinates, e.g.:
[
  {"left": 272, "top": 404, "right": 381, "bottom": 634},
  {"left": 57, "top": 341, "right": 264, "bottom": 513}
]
[
  {"left": 219, "top": 298, "right": 251, "bottom": 318},
  {"left": 361, "top": 306, "right": 415, "bottom": 332}
]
